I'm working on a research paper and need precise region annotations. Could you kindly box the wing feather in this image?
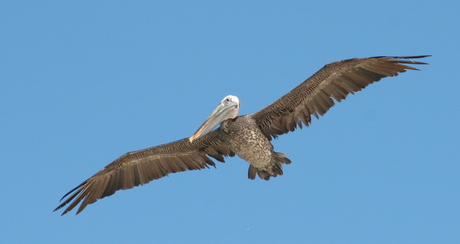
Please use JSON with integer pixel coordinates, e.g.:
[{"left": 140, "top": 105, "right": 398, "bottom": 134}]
[
  {"left": 252, "top": 55, "right": 430, "bottom": 139},
  {"left": 54, "top": 130, "right": 233, "bottom": 215}
]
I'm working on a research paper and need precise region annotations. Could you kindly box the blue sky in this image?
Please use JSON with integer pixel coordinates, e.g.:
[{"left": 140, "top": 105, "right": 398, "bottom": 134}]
[{"left": 1, "top": 1, "right": 459, "bottom": 243}]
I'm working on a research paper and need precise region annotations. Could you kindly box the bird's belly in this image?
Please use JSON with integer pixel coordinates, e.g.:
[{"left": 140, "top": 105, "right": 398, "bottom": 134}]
[{"left": 226, "top": 128, "right": 273, "bottom": 168}]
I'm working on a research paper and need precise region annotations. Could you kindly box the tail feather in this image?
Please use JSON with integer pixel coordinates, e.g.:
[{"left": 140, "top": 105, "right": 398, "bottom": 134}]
[{"left": 247, "top": 152, "right": 291, "bottom": 180}]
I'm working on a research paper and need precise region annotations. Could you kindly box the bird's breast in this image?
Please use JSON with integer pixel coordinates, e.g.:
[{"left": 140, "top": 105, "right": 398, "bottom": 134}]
[{"left": 221, "top": 117, "right": 273, "bottom": 167}]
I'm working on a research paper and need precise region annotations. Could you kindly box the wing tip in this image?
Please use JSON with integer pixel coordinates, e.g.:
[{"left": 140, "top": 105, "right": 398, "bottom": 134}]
[
  {"left": 54, "top": 180, "right": 88, "bottom": 216},
  {"left": 389, "top": 55, "right": 431, "bottom": 65}
]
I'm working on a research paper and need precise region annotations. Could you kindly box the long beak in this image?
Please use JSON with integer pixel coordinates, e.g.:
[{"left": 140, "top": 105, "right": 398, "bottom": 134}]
[{"left": 189, "top": 99, "right": 239, "bottom": 142}]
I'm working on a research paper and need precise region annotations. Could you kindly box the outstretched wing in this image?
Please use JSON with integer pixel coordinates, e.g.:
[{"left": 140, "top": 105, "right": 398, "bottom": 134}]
[
  {"left": 54, "top": 130, "right": 234, "bottom": 215},
  {"left": 252, "top": 55, "right": 430, "bottom": 139}
]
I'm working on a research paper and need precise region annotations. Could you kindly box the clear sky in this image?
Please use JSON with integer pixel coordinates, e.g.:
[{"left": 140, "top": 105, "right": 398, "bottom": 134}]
[{"left": 1, "top": 1, "right": 459, "bottom": 243}]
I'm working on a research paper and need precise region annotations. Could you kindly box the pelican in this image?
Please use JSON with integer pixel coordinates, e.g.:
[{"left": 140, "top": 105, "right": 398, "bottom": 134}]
[{"left": 54, "top": 55, "right": 429, "bottom": 215}]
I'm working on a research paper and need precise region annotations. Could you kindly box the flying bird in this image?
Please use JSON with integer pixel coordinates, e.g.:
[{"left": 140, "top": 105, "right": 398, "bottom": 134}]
[{"left": 54, "top": 55, "right": 430, "bottom": 215}]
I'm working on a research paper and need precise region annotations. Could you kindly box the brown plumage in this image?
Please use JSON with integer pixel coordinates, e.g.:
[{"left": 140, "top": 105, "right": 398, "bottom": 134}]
[{"left": 54, "top": 55, "right": 429, "bottom": 215}]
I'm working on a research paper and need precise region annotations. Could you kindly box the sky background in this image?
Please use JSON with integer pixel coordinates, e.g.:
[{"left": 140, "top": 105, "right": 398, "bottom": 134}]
[{"left": 1, "top": 1, "right": 459, "bottom": 243}]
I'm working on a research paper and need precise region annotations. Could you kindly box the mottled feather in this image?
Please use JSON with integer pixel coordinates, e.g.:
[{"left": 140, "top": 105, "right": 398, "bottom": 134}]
[
  {"left": 54, "top": 130, "right": 234, "bottom": 215},
  {"left": 252, "top": 56, "right": 429, "bottom": 139}
]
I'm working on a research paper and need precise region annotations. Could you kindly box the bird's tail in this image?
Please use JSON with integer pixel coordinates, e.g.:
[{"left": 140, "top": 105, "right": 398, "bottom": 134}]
[{"left": 248, "top": 152, "right": 291, "bottom": 180}]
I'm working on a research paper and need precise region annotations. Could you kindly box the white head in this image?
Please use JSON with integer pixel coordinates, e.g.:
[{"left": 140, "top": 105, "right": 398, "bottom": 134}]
[{"left": 189, "top": 95, "right": 240, "bottom": 142}]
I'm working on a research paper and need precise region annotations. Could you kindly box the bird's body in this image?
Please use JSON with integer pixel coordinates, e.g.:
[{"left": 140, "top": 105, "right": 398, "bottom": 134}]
[
  {"left": 54, "top": 55, "right": 430, "bottom": 215},
  {"left": 219, "top": 115, "right": 291, "bottom": 179}
]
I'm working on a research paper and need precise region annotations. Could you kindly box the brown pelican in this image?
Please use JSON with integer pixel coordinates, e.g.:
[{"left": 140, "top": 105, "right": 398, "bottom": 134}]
[{"left": 54, "top": 55, "right": 429, "bottom": 215}]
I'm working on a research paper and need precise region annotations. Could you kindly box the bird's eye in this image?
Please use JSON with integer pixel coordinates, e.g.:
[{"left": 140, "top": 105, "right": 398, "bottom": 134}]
[{"left": 226, "top": 98, "right": 230, "bottom": 101}]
